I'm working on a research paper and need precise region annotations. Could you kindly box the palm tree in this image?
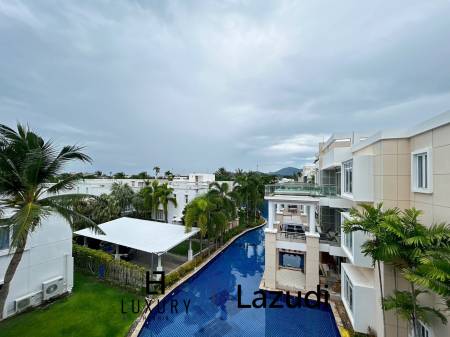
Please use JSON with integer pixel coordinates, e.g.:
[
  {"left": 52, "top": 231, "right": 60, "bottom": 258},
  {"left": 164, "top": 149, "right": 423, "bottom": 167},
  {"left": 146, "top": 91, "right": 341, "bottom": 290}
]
[
  {"left": 184, "top": 197, "right": 209, "bottom": 251},
  {"left": 383, "top": 290, "right": 447, "bottom": 334},
  {"left": 113, "top": 172, "right": 126, "bottom": 179},
  {"left": 110, "top": 182, "right": 134, "bottom": 214},
  {"left": 382, "top": 209, "right": 450, "bottom": 335},
  {"left": 164, "top": 170, "right": 174, "bottom": 181},
  {"left": 153, "top": 166, "right": 160, "bottom": 178},
  {"left": 343, "top": 203, "right": 399, "bottom": 337},
  {"left": 91, "top": 194, "right": 121, "bottom": 223},
  {"left": 208, "top": 182, "right": 237, "bottom": 222},
  {"left": 158, "top": 183, "right": 177, "bottom": 222},
  {"left": 140, "top": 180, "right": 161, "bottom": 220},
  {"left": 0, "top": 123, "right": 99, "bottom": 319}
]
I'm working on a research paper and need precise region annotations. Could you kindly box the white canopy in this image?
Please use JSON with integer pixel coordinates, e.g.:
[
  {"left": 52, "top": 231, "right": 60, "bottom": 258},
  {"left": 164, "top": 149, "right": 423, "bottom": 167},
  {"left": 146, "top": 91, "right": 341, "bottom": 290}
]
[{"left": 74, "top": 217, "right": 199, "bottom": 255}]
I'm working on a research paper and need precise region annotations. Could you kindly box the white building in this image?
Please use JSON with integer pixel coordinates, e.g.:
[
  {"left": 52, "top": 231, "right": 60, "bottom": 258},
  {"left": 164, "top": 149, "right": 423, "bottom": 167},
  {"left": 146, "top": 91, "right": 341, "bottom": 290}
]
[
  {"left": 263, "top": 111, "right": 450, "bottom": 337},
  {"left": 53, "top": 173, "right": 222, "bottom": 224},
  {"left": 0, "top": 210, "right": 73, "bottom": 319}
]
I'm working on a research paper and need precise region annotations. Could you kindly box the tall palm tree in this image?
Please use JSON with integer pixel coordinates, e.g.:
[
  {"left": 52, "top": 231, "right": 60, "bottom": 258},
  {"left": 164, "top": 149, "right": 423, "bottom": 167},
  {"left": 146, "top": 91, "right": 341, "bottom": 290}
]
[
  {"left": 184, "top": 197, "right": 209, "bottom": 251},
  {"left": 343, "top": 203, "right": 399, "bottom": 337},
  {"left": 153, "top": 166, "right": 160, "bottom": 178},
  {"left": 382, "top": 209, "right": 450, "bottom": 336},
  {"left": 140, "top": 180, "right": 161, "bottom": 220},
  {"left": 158, "top": 183, "right": 177, "bottom": 222},
  {"left": 0, "top": 123, "right": 100, "bottom": 319},
  {"left": 208, "top": 182, "right": 237, "bottom": 222}
]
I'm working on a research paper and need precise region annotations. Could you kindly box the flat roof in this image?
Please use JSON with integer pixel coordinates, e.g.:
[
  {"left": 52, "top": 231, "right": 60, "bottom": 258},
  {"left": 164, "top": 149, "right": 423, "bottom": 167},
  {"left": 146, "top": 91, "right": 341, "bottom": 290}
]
[
  {"left": 265, "top": 195, "right": 320, "bottom": 203},
  {"left": 74, "top": 217, "right": 199, "bottom": 255}
]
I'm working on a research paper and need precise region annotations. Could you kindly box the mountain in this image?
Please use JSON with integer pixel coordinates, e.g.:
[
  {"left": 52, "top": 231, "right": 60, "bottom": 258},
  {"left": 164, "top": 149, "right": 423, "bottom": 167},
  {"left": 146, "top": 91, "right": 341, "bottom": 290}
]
[{"left": 270, "top": 167, "right": 301, "bottom": 177}]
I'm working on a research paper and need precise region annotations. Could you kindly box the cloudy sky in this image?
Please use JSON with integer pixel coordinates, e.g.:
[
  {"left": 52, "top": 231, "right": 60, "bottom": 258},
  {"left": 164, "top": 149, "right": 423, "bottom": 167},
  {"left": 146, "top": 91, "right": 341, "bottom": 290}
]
[{"left": 1, "top": 1, "right": 450, "bottom": 174}]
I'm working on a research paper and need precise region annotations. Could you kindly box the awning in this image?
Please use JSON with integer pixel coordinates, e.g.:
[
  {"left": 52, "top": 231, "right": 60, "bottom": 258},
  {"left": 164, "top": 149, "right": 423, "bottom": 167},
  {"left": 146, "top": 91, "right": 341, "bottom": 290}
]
[{"left": 74, "top": 217, "right": 199, "bottom": 255}]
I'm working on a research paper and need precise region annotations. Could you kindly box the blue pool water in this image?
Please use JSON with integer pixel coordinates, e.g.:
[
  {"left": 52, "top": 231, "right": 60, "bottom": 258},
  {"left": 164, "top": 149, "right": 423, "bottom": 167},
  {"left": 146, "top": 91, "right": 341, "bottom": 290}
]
[{"left": 138, "top": 227, "right": 340, "bottom": 337}]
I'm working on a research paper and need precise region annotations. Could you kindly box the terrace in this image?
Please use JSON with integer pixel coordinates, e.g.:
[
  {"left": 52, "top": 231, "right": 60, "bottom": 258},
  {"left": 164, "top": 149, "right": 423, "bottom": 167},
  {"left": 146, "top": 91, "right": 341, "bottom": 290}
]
[{"left": 265, "top": 182, "right": 337, "bottom": 197}]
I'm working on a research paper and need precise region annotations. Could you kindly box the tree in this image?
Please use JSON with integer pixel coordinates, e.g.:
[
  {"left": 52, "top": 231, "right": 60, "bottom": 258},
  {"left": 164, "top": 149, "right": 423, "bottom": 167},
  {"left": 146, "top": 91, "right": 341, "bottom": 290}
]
[
  {"left": 164, "top": 170, "right": 174, "bottom": 181},
  {"left": 140, "top": 180, "right": 161, "bottom": 220},
  {"left": 382, "top": 209, "right": 450, "bottom": 335},
  {"left": 94, "top": 170, "right": 103, "bottom": 177},
  {"left": 153, "top": 166, "right": 160, "bottom": 178},
  {"left": 130, "top": 171, "right": 149, "bottom": 179},
  {"left": 91, "top": 194, "right": 121, "bottom": 223},
  {"left": 383, "top": 290, "right": 447, "bottom": 333},
  {"left": 110, "top": 182, "right": 134, "bottom": 214},
  {"left": 0, "top": 123, "right": 99, "bottom": 319},
  {"left": 208, "top": 182, "right": 237, "bottom": 221},
  {"left": 184, "top": 197, "right": 209, "bottom": 251},
  {"left": 113, "top": 172, "right": 126, "bottom": 179},
  {"left": 343, "top": 203, "right": 399, "bottom": 337},
  {"left": 158, "top": 183, "right": 177, "bottom": 222},
  {"left": 214, "top": 167, "right": 233, "bottom": 181}
]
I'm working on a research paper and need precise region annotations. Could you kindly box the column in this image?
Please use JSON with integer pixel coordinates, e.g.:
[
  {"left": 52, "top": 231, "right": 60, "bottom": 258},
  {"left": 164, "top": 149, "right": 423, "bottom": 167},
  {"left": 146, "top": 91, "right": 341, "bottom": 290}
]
[
  {"left": 114, "top": 244, "right": 120, "bottom": 260},
  {"left": 305, "top": 232, "right": 320, "bottom": 291},
  {"left": 83, "top": 237, "right": 88, "bottom": 247},
  {"left": 188, "top": 238, "right": 193, "bottom": 261},
  {"left": 157, "top": 254, "right": 163, "bottom": 272},
  {"left": 309, "top": 203, "right": 316, "bottom": 233},
  {"left": 268, "top": 201, "right": 276, "bottom": 229},
  {"left": 263, "top": 228, "right": 278, "bottom": 289}
]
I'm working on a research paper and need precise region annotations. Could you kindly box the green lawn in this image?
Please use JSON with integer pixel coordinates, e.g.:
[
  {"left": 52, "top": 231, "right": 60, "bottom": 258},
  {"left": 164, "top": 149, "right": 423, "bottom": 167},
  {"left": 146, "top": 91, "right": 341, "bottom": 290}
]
[
  {"left": 169, "top": 239, "right": 201, "bottom": 256},
  {"left": 0, "top": 272, "right": 142, "bottom": 337}
]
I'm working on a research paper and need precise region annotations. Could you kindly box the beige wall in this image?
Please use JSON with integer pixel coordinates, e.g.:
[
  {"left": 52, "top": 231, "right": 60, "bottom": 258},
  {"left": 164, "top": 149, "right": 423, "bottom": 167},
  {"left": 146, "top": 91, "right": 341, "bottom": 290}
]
[{"left": 351, "top": 124, "right": 450, "bottom": 336}]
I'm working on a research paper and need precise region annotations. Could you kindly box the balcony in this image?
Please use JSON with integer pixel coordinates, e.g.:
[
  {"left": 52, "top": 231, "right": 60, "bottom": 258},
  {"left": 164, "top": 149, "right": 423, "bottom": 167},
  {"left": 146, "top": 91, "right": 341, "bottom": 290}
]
[
  {"left": 276, "top": 231, "right": 306, "bottom": 243},
  {"left": 265, "top": 183, "right": 337, "bottom": 197}
]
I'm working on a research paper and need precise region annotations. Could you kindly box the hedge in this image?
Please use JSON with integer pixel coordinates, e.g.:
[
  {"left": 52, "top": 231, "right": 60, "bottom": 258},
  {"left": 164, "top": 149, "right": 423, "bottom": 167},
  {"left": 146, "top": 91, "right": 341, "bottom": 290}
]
[{"left": 73, "top": 244, "right": 146, "bottom": 292}]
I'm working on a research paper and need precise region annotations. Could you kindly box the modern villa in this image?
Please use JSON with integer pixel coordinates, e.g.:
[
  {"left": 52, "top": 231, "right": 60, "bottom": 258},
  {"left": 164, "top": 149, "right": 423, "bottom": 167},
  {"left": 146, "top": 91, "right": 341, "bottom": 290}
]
[{"left": 262, "top": 110, "right": 450, "bottom": 337}]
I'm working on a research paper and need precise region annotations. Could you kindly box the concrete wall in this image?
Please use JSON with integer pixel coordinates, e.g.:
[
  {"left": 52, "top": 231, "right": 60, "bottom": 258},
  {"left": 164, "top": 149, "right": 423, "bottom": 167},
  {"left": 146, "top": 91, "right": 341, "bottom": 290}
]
[{"left": 0, "top": 213, "right": 73, "bottom": 318}]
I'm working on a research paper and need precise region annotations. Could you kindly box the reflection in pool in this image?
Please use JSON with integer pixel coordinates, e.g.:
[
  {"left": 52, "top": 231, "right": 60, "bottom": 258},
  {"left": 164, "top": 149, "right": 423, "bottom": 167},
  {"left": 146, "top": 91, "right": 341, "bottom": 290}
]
[{"left": 138, "top": 227, "right": 340, "bottom": 337}]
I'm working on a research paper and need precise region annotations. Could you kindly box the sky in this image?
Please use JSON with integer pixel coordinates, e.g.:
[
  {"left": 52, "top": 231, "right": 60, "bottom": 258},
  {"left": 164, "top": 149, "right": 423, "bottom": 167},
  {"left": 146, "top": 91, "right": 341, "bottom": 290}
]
[{"left": 1, "top": 1, "right": 450, "bottom": 174}]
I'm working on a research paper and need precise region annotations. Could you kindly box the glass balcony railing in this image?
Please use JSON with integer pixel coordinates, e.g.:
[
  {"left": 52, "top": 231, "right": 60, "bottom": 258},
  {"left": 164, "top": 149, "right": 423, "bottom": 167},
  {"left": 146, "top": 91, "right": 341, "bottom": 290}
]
[{"left": 265, "top": 183, "right": 337, "bottom": 197}]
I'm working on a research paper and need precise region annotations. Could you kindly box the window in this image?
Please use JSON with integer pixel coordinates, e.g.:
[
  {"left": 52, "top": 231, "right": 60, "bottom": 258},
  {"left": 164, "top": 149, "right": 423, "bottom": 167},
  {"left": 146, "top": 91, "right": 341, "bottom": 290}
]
[
  {"left": 157, "top": 210, "right": 164, "bottom": 221},
  {"left": 344, "top": 272, "right": 353, "bottom": 312},
  {"left": 412, "top": 149, "right": 432, "bottom": 193},
  {"left": 413, "top": 321, "right": 432, "bottom": 337},
  {"left": 138, "top": 182, "right": 144, "bottom": 187},
  {"left": 0, "top": 226, "right": 10, "bottom": 251},
  {"left": 344, "top": 231, "right": 353, "bottom": 251},
  {"left": 279, "top": 252, "right": 304, "bottom": 270},
  {"left": 185, "top": 194, "right": 189, "bottom": 204},
  {"left": 343, "top": 160, "right": 353, "bottom": 194}
]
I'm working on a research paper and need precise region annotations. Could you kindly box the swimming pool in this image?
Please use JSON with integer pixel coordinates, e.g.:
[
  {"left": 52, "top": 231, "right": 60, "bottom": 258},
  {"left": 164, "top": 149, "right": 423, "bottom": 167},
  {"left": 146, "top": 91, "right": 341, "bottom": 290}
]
[{"left": 138, "top": 227, "right": 340, "bottom": 337}]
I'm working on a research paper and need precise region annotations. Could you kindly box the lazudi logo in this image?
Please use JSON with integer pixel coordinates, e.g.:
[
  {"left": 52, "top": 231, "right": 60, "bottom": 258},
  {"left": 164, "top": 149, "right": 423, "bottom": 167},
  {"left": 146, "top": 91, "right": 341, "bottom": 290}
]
[
  {"left": 121, "top": 270, "right": 190, "bottom": 315},
  {"left": 237, "top": 284, "right": 330, "bottom": 308}
]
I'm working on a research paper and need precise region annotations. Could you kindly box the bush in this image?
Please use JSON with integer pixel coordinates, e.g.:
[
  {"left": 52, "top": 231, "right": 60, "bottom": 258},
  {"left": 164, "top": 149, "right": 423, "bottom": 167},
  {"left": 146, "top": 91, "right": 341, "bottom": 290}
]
[{"left": 73, "top": 244, "right": 146, "bottom": 292}]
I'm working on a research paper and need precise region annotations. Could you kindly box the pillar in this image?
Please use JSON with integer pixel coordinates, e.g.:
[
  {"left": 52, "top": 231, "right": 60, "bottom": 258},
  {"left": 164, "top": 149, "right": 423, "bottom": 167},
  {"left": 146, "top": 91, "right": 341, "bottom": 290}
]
[
  {"left": 263, "top": 228, "right": 278, "bottom": 289},
  {"left": 83, "top": 237, "right": 87, "bottom": 247},
  {"left": 268, "top": 201, "right": 277, "bottom": 229},
  {"left": 309, "top": 203, "right": 316, "bottom": 233},
  {"left": 305, "top": 232, "right": 320, "bottom": 291},
  {"left": 114, "top": 244, "right": 120, "bottom": 260},
  {"left": 188, "top": 238, "right": 193, "bottom": 261}
]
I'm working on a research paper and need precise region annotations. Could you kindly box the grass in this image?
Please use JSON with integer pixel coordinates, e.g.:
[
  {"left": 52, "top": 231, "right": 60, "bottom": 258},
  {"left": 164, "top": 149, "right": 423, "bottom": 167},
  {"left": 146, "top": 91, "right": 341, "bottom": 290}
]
[
  {"left": 0, "top": 272, "right": 142, "bottom": 337},
  {"left": 169, "top": 239, "right": 200, "bottom": 256}
]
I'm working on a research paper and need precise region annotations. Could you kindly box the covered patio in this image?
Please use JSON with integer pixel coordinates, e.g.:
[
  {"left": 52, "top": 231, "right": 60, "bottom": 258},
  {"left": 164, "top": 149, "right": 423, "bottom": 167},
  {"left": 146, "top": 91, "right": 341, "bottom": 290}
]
[{"left": 74, "top": 217, "right": 200, "bottom": 274}]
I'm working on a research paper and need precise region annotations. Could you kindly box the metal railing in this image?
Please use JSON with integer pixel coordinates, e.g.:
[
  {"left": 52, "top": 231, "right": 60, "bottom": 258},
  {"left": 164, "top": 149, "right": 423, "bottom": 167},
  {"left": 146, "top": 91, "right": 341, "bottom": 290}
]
[
  {"left": 276, "top": 231, "right": 306, "bottom": 242},
  {"left": 265, "top": 183, "right": 337, "bottom": 197}
]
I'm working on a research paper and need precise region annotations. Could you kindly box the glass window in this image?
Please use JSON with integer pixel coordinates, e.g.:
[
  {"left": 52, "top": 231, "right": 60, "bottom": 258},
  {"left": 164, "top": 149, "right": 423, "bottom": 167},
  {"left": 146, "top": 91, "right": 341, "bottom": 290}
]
[
  {"left": 343, "top": 160, "right": 353, "bottom": 194},
  {"left": 0, "top": 226, "right": 10, "bottom": 251},
  {"left": 344, "top": 231, "right": 353, "bottom": 251},
  {"left": 279, "top": 252, "right": 304, "bottom": 270},
  {"left": 416, "top": 321, "right": 432, "bottom": 337},
  {"left": 185, "top": 195, "right": 189, "bottom": 204},
  {"left": 344, "top": 272, "right": 353, "bottom": 312},
  {"left": 414, "top": 152, "right": 428, "bottom": 189}
]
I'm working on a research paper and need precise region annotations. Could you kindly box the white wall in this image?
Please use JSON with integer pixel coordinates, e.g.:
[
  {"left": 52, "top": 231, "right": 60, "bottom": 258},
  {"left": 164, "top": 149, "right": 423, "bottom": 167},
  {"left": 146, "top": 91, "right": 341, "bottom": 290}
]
[
  {"left": 352, "top": 155, "right": 374, "bottom": 202},
  {"left": 0, "top": 213, "right": 73, "bottom": 318}
]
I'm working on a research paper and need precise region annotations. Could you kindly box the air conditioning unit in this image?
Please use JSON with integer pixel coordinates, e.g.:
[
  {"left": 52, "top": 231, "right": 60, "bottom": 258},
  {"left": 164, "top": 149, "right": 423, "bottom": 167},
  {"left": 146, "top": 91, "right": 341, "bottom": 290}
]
[
  {"left": 42, "top": 276, "right": 64, "bottom": 300},
  {"left": 15, "top": 294, "right": 32, "bottom": 313}
]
